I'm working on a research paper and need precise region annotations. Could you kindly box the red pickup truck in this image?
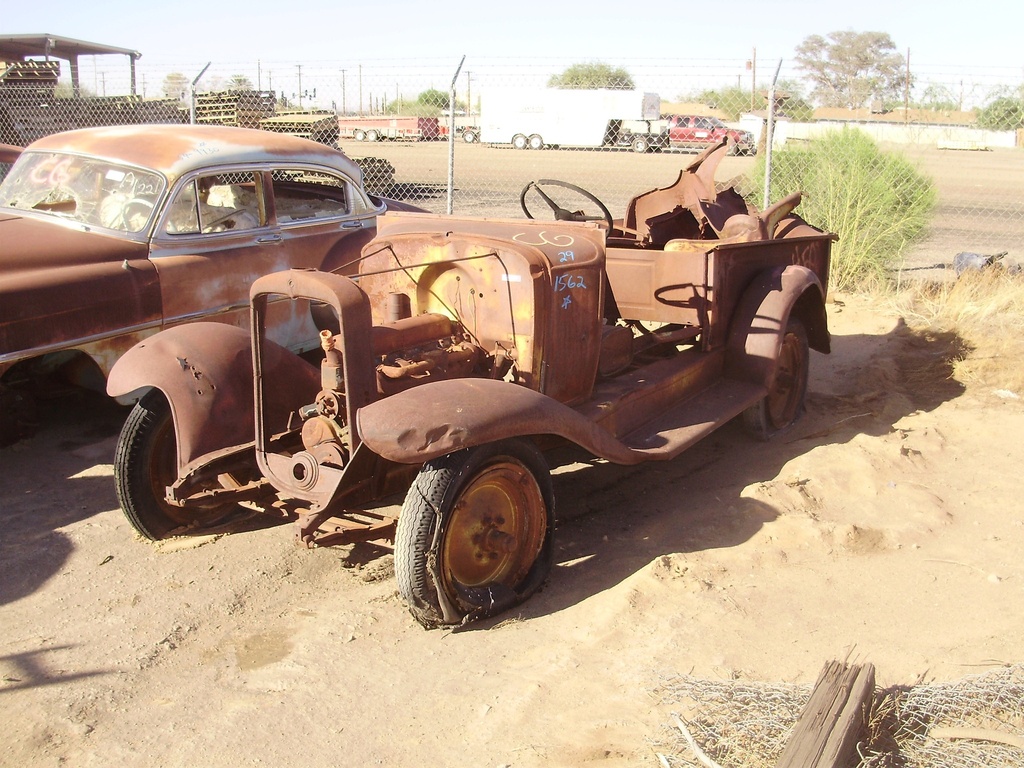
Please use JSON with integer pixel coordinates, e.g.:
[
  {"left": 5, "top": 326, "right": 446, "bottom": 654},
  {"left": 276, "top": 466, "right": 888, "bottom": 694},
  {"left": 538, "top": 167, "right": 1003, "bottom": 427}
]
[{"left": 666, "top": 114, "right": 757, "bottom": 155}]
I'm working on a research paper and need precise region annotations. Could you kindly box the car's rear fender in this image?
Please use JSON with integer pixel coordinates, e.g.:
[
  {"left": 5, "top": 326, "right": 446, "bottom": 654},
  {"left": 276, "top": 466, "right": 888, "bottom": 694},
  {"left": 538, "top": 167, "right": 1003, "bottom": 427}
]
[
  {"left": 725, "top": 264, "right": 829, "bottom": 388},
  {"left": 107, "top": 322, "right": 319, "bottom": 472},
  {"left": 356, "top": 377, "right": 645, "bottom": 467}
]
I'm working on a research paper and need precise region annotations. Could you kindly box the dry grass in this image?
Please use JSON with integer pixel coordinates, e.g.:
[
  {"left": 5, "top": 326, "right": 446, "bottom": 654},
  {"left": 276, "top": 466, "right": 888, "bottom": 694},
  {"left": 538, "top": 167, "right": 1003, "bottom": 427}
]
[{"left": 891, "top": 269, "right": 1024, "bottom": 396}]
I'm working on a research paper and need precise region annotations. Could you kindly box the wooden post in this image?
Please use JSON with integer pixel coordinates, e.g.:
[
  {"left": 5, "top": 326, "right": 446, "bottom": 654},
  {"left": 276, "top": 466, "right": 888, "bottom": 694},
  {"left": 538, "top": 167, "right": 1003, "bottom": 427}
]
[{"left": 775, "top": 660, "right": 876, "bottom": 768}]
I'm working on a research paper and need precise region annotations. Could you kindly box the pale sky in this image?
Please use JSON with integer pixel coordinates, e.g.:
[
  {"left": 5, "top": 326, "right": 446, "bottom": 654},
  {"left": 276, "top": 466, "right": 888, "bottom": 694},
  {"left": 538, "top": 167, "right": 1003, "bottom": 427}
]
[{"left": 4, "top": 0, "right": 1022, "bottom": 108}]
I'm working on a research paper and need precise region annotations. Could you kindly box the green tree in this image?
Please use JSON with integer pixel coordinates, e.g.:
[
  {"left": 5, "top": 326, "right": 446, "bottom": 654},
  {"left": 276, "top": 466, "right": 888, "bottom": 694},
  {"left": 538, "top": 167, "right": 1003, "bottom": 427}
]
[
  {"left": 683, "top": 86, "right": 750, "bottom": 120},
  {"left": 162, "top": 72, "right": 189, "bottom": 101},
  {"left": 977, "top": 86, "right": 1024, "bottom": 130},
  {"left": 795, "top": 31, "right": 908, "bottom": 108},
  {"left": 227, "top": 74, "right": 254, "bottom": 91},
  {"left": 417, "top": 88, "right": 449, "bottom": 109},
  {"left": 916, "top": 83, "right": 959, "bottom": 112},
  {"left": 548, "top": 62, "right": 634, "bottom": 90}
]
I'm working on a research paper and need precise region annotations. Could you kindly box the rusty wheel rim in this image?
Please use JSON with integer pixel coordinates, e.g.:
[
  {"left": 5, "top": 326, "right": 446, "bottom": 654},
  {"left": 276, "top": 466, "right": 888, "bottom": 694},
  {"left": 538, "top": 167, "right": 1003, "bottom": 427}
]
[
  {"left": 765, "top": 329, "right": 807, "bottom": 429},
  {"left": 442, "top": 459, "right": 547, "bottom": 591}
]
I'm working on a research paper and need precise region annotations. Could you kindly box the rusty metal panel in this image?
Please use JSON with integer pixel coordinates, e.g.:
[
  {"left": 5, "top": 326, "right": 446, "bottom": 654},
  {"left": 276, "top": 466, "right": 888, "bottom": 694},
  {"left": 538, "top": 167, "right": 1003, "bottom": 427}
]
[
  {"left": 604, "top": 244, "right": 710, "bottom": 327},
  {"left": 713, "top": 232, "right": 833, "bottom": 345},
  {"left": 360, "top": 213, "right": 606, "bottom": 403},
  {"left": 0, "top": 216, "right": 158, "bottom": 365},
  {"left": 106, "top": 321, "right": 320, "bottom": 472}
]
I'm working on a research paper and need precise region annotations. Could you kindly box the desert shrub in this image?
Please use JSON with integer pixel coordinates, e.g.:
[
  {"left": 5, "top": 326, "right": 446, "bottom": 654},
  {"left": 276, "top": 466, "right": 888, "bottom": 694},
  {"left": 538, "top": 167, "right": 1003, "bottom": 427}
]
[
  {"left": 752, "top": 128, "right": 936, "bottom": 291},
  {"left": 893, "top": 267, "right": 1024, "bottom": 394}
]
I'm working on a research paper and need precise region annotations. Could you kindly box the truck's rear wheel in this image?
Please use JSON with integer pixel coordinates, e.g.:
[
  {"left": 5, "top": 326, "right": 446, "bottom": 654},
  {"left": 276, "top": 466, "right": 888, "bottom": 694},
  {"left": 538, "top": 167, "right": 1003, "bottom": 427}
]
[
  {"left": 395, "top": 439, "right": 554, "bottom": 629},
  {"left": 528, "top": 134, "right": 544, "bottom": 150},
  {"left": 512, "top": 133, "right": 528, "bottom": 150},
  {"left": 114, "top": 390, "right": 243, "bottom": 540},
  {"left": 366, "top": 129, "right": 380, "bottom": 142},
  {"left": 354, "top": 129, "right": 366, "bottom": 141},
  {"left": 743, "top": 317, "right": 809, "bottom": 440}
]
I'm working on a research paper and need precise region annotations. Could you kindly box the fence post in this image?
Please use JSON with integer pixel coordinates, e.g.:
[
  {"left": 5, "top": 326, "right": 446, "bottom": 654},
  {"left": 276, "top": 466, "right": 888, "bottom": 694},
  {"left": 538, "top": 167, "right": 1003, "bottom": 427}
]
[
  {"left": 189, "top": 62, "right": 211, "bottom": 125},
  {"left": 447, "top": 55, "right": 466, "bottom": 215},
  {"left": 763, "top": 58, "right": 783, "bottom": 209}
]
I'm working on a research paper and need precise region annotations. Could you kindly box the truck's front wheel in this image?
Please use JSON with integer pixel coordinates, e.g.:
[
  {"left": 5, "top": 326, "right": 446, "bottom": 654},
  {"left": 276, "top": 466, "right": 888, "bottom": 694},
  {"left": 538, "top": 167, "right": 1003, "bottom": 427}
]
[
  {"left": 395, "top": 439, "right": 555, "bottom": 629},
  {"left": 114, "top": 390, "right": 244, "bottom": 540}
]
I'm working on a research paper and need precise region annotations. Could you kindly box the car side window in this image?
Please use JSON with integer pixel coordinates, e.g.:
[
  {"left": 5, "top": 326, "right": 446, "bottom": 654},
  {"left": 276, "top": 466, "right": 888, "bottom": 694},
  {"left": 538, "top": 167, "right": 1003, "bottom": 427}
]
[
  {"left": 165, "top": 171, "right": 263, "bottom": 235},
  {"left": 271, "top": 168, "right": 354, "bottom": 224}
]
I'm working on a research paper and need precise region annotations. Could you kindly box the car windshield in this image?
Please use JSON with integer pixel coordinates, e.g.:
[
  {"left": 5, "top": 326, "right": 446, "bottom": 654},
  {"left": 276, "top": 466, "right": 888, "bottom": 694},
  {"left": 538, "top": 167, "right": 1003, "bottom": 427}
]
[{"left": 0, "top": 151, "right": 165, "bottom": 234}]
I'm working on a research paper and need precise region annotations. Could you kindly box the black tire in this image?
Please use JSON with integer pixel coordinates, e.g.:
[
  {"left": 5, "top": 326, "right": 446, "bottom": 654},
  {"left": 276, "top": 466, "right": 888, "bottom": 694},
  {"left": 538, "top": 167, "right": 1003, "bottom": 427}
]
[
  {"left": 462, "top": 129, "right": 478, "bottom": 143},
  {"left": 632, "top": 136, "right": 649, "bottom": 153},
  {"left": 743, "top": 316, "right": 809, "bottom": 441},
  {"left": 511, "top": 133, "right": 528, "bottom": 150},
  {"left": 114, "top": 390, "right": 240, "bottom": 540},
  {"left": 395, "top": 439, "right": 555, "bottom": 629},
  {"left": 354, "top": 129, "right": 366, "bottom": 141},
  {"left": 528, "top": 134, "right": 544, "bottom": 150},
  {"left": 366, "top": 129, "right": 380, "bottom": 142}
]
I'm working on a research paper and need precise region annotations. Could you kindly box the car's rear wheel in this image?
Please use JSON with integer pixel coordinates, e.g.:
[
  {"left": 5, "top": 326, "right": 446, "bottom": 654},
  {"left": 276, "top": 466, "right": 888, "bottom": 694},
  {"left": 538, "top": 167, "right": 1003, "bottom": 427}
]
[
  {"left": 114, "top": 390, "right": 245, "bottom": 540},
  {"left": 395, "top": 439, "right": 554, "bottom": 629},
  {"left": 632, "top": 136, "right": 650, "bottom": 153},
  {"left": 743, "top": 316, "right": 809, "bottom": 440}
]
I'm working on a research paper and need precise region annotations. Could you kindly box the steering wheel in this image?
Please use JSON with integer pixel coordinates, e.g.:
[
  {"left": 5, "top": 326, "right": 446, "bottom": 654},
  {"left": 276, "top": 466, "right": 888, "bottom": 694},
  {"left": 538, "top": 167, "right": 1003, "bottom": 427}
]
[
  {"left": 113, "top": 196, "right": 155, "bottom": 231},
  {"left": 520, "top": 179, "right": 613, "bottom": 231}
]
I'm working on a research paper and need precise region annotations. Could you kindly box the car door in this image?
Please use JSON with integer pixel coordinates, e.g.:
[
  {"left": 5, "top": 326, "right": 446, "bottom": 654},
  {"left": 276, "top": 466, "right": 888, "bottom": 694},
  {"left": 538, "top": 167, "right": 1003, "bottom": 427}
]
[{"left": 148, "top": 164, "right": 377, "bottom": 353}]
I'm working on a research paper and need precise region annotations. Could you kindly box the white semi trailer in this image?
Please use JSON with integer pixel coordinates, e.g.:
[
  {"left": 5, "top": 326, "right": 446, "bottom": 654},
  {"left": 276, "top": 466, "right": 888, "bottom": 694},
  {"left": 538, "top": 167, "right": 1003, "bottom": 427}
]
[{"left": 479, "top": 88, "right": 666, "bottom": 152}]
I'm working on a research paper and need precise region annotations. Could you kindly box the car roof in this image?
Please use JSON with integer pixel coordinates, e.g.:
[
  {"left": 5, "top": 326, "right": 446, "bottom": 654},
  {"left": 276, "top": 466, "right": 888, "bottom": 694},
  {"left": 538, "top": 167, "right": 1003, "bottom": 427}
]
[{"left": 25, "top": 124, "right": 361, "bottom": 185}]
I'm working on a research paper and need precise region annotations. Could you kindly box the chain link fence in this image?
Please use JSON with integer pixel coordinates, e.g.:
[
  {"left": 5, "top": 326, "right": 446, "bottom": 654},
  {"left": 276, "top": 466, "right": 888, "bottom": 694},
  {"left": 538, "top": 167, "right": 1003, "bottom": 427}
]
[{"left": 2, "top": 56, "right": 1023, "bottom": 284}]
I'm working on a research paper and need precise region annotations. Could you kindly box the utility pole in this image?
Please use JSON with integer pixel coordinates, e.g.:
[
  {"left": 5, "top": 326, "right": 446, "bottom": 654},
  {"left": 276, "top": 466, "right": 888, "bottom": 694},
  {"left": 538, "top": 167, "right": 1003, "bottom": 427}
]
[
  {"left": 340, "top": 69, "right": 346, "bottom": 114},
  {"left": 904, "top": 48, "right": 911, "bottom": 122},
  {"left": 297, "top": 64, "right": 303, "bottom": 108},
  {"left": 750, "top": 47, "right": 757, "bottom": 110}
]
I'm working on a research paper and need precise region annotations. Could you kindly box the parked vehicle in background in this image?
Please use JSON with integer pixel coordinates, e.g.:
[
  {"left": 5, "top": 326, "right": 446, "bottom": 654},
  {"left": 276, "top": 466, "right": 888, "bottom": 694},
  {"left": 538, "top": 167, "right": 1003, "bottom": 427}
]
[
  {"left": 0, "top": 124, "right": 421, "bottom": 444},
  {"left": 107, "top": 140, "right": 834, "bottom": 629},
  {"left": 666, "top": 114, "right": 757, "bottom": 155},
  {"left": 479, "top": 88, "right": 667, "bottom": 151},
  {"left": 337, "top": 116, "right": 441, "bottom": 142}
]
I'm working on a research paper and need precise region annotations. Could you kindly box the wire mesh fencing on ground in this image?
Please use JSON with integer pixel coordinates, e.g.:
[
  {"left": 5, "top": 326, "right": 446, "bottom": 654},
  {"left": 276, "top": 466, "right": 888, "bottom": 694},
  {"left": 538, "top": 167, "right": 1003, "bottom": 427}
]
[{"left": 652, "top": 663, "right": 1024, "bottom": 768}]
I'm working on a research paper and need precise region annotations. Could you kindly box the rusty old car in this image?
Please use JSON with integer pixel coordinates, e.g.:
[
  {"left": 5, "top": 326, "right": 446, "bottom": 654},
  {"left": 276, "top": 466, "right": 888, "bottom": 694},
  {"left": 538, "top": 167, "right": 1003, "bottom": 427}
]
[
  {"left": 0, "top": 124, "right": 421, "bottom": 443},
  {"left": 107, "top": 139, "right": 835, "bottom": 628}
]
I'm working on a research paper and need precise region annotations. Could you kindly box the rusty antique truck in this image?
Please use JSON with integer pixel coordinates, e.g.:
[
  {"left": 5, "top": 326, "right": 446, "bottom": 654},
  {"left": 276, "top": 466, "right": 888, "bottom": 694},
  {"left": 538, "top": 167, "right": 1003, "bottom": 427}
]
[{"left": 107, "top": 140, "right": 834, "bottom": 628}]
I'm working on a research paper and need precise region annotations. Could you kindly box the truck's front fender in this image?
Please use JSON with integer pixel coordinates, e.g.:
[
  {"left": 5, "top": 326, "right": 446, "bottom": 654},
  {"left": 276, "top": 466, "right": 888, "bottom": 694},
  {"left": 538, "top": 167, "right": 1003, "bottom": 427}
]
[
  {"left": 725, "top": 264, "right": 829, "bottom": 388},
  {"left": 107, "top": 322, "right": 319, "bottom": 471},
  {"left": 356, "top": 378, "right": 645, "bottom": 466}
]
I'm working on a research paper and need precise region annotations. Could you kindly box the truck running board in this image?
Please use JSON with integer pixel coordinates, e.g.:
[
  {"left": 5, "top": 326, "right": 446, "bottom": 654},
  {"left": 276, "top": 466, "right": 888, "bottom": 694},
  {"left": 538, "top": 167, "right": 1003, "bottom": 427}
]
[{"left": 620, "top": 378, "right": 766, "bottom": 460}]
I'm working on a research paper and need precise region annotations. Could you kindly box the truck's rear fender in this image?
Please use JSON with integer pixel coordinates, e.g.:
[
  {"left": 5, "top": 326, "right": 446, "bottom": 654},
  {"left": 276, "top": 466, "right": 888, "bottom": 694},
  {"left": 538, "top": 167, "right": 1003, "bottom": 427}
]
[
  {"left": 725, "top": 264, "right": 829, "bottom": 387},
  {"left": 356, "top": 377, "right": 645, "bottom": 466},
  {"left": 107, "top": 322, "right": 319, "bottom": 472}
]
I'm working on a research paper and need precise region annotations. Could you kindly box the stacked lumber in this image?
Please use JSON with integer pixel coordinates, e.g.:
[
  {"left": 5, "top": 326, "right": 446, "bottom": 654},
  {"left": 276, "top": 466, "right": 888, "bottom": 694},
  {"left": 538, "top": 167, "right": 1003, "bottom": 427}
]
[{"left": 195, "top": 89, "right": 275, "bottom": 128}]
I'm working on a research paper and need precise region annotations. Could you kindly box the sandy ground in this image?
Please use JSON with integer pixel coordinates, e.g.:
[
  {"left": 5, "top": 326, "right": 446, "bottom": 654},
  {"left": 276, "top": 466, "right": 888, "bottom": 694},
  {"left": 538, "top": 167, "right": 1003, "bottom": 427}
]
[{"left": 2, "top": 291, "right": 1023, "bottom": 768}]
